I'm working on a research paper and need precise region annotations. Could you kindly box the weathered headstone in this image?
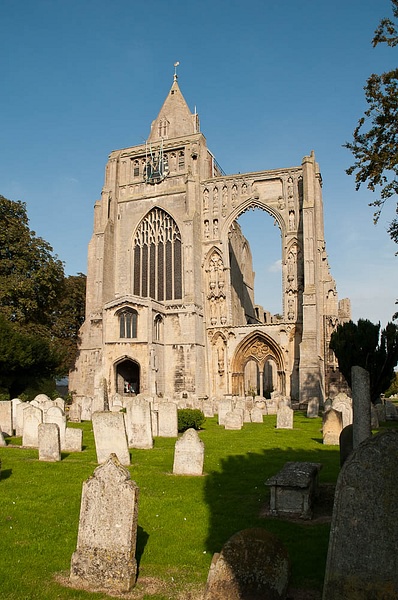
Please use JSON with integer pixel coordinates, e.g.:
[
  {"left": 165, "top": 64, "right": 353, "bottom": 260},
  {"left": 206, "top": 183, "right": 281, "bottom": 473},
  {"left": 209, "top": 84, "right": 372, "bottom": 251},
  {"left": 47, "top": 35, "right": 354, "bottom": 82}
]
[
  {"left": 306, "top": 397, "right": 319, "bottom": 418},
  {"left": 375, "top": 402, "right": 386, "bottom": 423},
  {"left": 38, "top": 423, "right": 61, "bottom": 462},
  {"left": 385, "top": 400, "right": 398, "bottom": 420},
  {"left": 332, "top": 393, "right": 353, "bottom": 428},
  {"left": 250, "top": 407, "right": 263, "bottom": 423},
  {"left": 11, "top": 398, "right": 22, "bottom": 432},
  {"left": 224, "top": 411, "right": 242, "bottom": 430},
  {"left": 0, "top": 426, "right": 7, "bottom": 447},
  {"left": 33, "top": 393, "right": 51, "bottom": 404},
  {"left": 22, "top": 404, "right": 43, "bottom": 447},
  {"left": 70, "top": 454, "right": 139, "bottom": 593},
  {"left": 173, "top": 428, "right": 204, "bottom": 475},
  {"left": 92, "top": 412, "right": 130, "bottom": 466},
  {"left": 45, "top": 405, "right": 66, "bottom": 449},
  {"left": 276, "top": 405, "right": 293, "bottom": 429},
  {"left": 53, "top": 397, "right": 66, "bottom": 412},
  {"left": 157, "top": 402, "right": 178, "bottom": 437},
  {"left": 339, "top": 424, "right": 353, "bottom": 467},
  {"left": 202, "top": 399, "right": 214, "bottom": 418},
  {"left": 15, "top": 402, "right": 28, "bottom": 437},
  {"left": 125, "top": 397, "right": 153, "bottom": 449},
  {"left": 266, "top": 461, "right": 322, "bottom": 519},
  {"left": 370, "top": 403, "right": 379, "bottom": 429},
  {"left": 322, "top": 409, "right": 343, "bottom": 446},
  {"left": 264, "top": 399, "right": 277, "bottom": 414},
  {"left": 64, "top": 428, "right": 83, "bottom": 452},
  {"left": 204, "top": 528, "right": 290, "bottom": 600},
  {"left": 323, "top": 430, "right": 398, "bottom": 599},
  {"left": 0, "top": 401, "right": 12, "bottom": 436},
  {"left": 218, "top": 398, "right": 233, "bottom": 426},
  {"left": 351, "top": 365, "right": 371, "bottom": 448},
  {"left": 81, "top": 397, "right": 93, "bottom": 421},
  {"left": 68, "top": 403, "right": 82, "bottom": 423}
]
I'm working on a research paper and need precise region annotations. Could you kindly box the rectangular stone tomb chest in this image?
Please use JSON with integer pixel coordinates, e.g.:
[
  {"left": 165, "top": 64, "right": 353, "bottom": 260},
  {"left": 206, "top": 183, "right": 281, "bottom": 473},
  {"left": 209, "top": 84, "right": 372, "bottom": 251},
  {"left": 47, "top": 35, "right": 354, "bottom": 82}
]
[{"left": 265, "top": 461, "right": 322, "bottom": 519}]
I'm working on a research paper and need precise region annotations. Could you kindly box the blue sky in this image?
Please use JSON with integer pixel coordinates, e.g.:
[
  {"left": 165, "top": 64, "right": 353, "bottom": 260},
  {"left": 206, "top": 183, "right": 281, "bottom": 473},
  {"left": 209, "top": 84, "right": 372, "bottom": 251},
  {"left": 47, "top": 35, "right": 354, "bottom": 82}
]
[{"left": 1, "top": 0, "right": 397, "bottom": 326}]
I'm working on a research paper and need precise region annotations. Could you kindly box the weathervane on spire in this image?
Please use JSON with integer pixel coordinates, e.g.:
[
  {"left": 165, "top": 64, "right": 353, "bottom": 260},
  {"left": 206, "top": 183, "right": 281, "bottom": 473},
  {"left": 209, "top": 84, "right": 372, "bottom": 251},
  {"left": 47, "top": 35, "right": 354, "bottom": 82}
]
[{"left": 174, "top": 61, "right": 180, "bottom": 81}]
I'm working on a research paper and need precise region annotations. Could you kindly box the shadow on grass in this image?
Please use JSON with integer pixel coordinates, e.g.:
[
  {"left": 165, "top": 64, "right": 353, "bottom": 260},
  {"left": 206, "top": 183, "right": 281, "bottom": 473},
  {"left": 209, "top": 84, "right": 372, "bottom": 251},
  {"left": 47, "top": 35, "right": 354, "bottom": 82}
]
[
  {"left": 203, "top": 445, "right": 339, "bottom": 591},
  {"left": 0, "top": 468, "right": 12, "bottom": 480},
  {"left": 136, "top": 525, "right": 150, "bottom": 575}
]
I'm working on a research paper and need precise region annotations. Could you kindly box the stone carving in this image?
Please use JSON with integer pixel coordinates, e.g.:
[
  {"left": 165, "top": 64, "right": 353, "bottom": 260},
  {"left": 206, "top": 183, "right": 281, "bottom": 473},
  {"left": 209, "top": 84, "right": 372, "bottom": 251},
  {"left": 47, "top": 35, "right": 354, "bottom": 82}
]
[
  {"left": 204, "top": 528, "right": 290, "bottom": 600},
  {"left": 323, "top": 430, "right": 398, "bottom": 599},
  {"left": 70, "top": 454, "right": 139, "bottom": 593}
]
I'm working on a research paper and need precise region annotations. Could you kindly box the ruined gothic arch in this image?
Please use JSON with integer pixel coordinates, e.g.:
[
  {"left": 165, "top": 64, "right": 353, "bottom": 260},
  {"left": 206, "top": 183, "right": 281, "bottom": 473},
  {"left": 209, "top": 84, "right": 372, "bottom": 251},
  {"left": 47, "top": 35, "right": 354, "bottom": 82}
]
[
  {"left": 221, "top": 197, "right": 287, "bottom": 241},
  {"left": 231, "top": 331, "right": 286, "bottom": 397}
]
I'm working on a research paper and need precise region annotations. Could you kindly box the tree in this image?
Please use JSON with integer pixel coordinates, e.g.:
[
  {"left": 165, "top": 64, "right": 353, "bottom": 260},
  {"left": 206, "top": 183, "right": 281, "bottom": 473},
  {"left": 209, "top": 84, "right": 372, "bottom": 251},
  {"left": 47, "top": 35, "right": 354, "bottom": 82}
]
[
  {"left": 330, "top": 318, "right": 398, "bottom": 403},
  {"left": 0, "top": 195, "right": 65, "bottom": 329},
  {"left": 0, "top": 195, "right": 87, "bottom": 395},
  {"left": 345, "top": 0, "right": 398, "bottom": 246},
  {"left": 0, "top": 315, "right": 60, "bottom": 398}
]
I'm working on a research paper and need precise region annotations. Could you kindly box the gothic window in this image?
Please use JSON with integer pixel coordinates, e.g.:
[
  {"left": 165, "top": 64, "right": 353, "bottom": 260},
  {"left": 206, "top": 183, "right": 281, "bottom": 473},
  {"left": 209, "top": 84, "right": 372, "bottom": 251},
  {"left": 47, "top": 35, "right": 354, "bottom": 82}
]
[
  {"left": 133, "top": 160, "right": 140, "bottom": 178},
  {"left": 178, "top": 150, "right": 185, "bottom": 170},
  {"left": 118, "top": 308, "right": 138, "bottom": 339},
  {"left": 154, "top": 314, "right": 163, "bottom": 341},
  {"left": 133, "top": 208, "right": 182, "bottom": 301}
]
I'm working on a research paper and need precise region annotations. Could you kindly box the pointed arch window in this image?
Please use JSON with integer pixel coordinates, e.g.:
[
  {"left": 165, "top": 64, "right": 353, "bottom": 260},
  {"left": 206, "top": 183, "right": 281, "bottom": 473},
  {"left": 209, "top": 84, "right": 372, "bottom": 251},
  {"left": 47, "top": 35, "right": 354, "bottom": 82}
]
[
  {"left": 154, "top": 314, "right": 163, "bottom": 341},
  {"left": 118, "top": 308, "right": 138, "bottom": 339},
  {"left": 133, "top": 208, "right": 182, "bottom": 301}
]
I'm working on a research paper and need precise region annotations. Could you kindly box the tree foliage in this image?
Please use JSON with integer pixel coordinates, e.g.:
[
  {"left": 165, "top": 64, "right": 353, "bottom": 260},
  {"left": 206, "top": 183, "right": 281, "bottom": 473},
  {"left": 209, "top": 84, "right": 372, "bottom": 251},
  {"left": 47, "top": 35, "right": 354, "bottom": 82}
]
[
  {"left": 0, "top": 195, "right": 86, "bottom": 396},
  {"left": 0, "top": 314, "right": 60, "bottom": 398},
  {"left": 345, "top": 0, "right": 398, "bottom": 246},
  {"left": 330, "top": 318, "right": 398, "bottom": 403}
]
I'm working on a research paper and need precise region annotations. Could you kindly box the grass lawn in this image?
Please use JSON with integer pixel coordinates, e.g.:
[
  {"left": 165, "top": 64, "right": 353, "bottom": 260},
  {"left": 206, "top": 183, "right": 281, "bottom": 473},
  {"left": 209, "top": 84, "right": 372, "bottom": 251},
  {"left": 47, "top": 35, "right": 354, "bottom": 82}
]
[{"left": 0, "top": 413, "right": 341, "bottom": 599}]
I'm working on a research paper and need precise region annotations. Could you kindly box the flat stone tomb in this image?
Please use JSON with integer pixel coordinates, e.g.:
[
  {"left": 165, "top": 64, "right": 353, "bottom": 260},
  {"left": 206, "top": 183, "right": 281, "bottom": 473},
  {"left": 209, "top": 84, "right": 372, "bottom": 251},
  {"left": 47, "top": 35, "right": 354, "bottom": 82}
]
[
  {"left": 70, "top": 454, "right": 139, "bottom": 593},
  {"left": 265, "top": 461, "right": 322, "bottom": 519},
  {"left": 173, "top": 428, "right": 204, "bottom": 475}
]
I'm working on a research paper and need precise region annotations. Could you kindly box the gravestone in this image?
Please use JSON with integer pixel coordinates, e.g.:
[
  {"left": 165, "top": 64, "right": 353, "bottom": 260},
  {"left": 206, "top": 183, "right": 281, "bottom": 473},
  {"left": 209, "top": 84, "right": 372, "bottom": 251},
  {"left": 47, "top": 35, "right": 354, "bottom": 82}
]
[
  {"left": 157, "top": 402, "right": 178, "bottom": 437},
  {"left": 38, "top": 423, "right": 61, "bottom": 461},
  {"left": 322, "top": 409, "right": 343, "bottom": 445},
  {"left": 92, "top": 412, "right": 130, "bottom": 466},
  {"left": 351, "top": 365, "right": 371, "bottom": 448},
  {"left": 243, "top": 409, "right": 251, "bottom": 423},
  {"left": 15, "top": 402, "right": 28, "bottom": 437},
  {"left": 339, "top": 424, "right": 353, "bottom": 467},
  {"left": 33, "top": 393, "right": 51, "bottom": 404},
  {"left": 306, "top": 397, "right": 319, "bottom": 418},
  {"left": 81, "top": 397, "right": 93, "bottom": 421},
  {"left": 0, "top": 426, "right": 7, "bottom": 447},
  {"left": 0, "top": 401, "right": 12, "bottom": 436},
  {"left": 45, "top": 405, "right": 66, "bottom": 449},
  {"left": 218, "top": 399, "right": 233, "bottom": 426},
  {"left": 370, "top": 403, "right": 379, "bottom": 429},
  {"left": 250, "top": 407, "right": 263, "bottom": 423},
  {"left": 264, "top": 399, "right": 277, "bottom": 415},
  {"left": 64, "top": 428, "right": 83, "bottom": 452},
  {"left": 224, "top": 411, "right": 242, "bottom": 430},
  {"left": 70, "top": 454, "right": 139, "bottom": 592},
  {"left": 323, "top": 430, "right": 398, "bottom": 599},
  {"left": 375, "top": 403, "right": 386, "bottom": 423},
  {"left": 22, "top": 404, "right": 43, "bottom": 447},
  {"left": 53, "top": 397, "right": 65, "bottom": 411},
  {"left": 150, "top": 408, "right": 159, "bottom": 437},
  {"left": 125, "top": 397, "right": 153, "bottom": 449},
  {"left": 204, "top": 528, "right": 290, "bottom": 600},
  {"left": 68, "top": 403, "right": 82, "bottom": 423},
  {"left": 202, "top": 399, "right": 214, "bottom": 417},
  {"left": 332, "top": 393, "right": 352, "bottom": 428},
  {"left": 173, "top": 428, "right": 204, "bottom": 475},
  {"left": 385, "top": 400, "right": 398, "bottom": 420},
  {"left": 276, "top": 405, "right": 293, "bottom": 429},
  {"left": 11, "top": 398, "right": 22, "bottom": 432}
]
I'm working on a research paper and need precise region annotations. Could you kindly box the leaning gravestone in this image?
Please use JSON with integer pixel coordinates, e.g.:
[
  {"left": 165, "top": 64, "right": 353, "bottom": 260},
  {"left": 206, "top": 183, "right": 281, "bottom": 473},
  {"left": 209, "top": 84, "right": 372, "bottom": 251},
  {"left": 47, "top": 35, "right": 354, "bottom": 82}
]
[
  {"left": 70, "top": 454, "right": 139, "bottom": 593},
  {"left": 323, "top": 430, "right": 398, "bottom": 599},
  {"left": 173, "top": 428, "right": 204, "bottom": 475},
  {"left": 38, "top": 423, "right": 61, "bottom": 462},
  {"left": 276, "top": 405, "right": 293, "bottom": 429},
  {"left": 157, "top": 402, "right": 178, "bottom": 437},
  {"left": 92, "top": 412, "right": 130, "bottom": 466},
  {"left": 204, "top": 528, "right": 290, "bottom": 600}
]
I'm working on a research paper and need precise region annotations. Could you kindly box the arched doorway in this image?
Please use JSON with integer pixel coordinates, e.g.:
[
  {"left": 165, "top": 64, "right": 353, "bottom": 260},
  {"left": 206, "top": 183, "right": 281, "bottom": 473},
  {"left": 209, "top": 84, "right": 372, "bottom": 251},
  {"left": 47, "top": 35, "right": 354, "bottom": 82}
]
[
  {"left": 115, "top": 358, "right": 140, "bottom": 395},
  {"left": 231, "top": 332, "right": 285, "bottom": 397}
]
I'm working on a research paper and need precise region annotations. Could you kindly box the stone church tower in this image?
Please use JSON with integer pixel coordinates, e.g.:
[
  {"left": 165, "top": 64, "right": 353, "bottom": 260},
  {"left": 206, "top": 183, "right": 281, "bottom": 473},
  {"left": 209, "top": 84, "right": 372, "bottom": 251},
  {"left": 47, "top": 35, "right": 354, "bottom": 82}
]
[{"left": 69, "top": 74, "right": 350, "bottom": 405}]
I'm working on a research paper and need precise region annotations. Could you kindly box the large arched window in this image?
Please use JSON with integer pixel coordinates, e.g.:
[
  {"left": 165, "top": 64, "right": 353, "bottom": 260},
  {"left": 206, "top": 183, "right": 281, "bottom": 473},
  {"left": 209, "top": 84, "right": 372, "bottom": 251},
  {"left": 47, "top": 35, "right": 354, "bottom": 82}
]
[
  {"left": 133, "top": 208, "right": 182, "bottom": 301},
  {"left": 118, "top": 308, "right": 138, "bottom": 339}
]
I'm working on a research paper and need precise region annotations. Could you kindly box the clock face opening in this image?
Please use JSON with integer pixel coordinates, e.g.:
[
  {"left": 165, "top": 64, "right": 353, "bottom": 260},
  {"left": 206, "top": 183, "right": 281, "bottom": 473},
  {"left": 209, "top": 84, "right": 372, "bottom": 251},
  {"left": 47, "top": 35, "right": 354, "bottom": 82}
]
[{"left": 144, "top": 154, "right": 169, "bottom": 184}]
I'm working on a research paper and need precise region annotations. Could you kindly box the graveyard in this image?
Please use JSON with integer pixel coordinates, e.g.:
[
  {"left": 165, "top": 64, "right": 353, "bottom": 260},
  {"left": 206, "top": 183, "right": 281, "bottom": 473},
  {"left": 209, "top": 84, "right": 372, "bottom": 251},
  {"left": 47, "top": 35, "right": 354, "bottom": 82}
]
[{"left": 0, "top": 404, "right": 396, "bottom": 600}]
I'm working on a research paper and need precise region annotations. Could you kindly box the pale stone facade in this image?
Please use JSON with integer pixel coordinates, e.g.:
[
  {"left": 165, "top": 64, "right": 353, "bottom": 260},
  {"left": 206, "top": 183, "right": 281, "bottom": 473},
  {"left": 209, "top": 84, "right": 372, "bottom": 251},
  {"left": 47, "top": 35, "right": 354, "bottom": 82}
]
[{"left": 70, "top": 75, "right": 349, "bottom": 405}]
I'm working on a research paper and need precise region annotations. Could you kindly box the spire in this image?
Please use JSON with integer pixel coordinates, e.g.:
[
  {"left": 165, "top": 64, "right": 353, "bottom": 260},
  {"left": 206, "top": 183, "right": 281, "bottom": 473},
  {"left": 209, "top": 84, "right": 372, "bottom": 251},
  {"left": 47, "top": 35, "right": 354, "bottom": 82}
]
[{"left": 148, "top": 63, "right": 199, "bottom": 142}]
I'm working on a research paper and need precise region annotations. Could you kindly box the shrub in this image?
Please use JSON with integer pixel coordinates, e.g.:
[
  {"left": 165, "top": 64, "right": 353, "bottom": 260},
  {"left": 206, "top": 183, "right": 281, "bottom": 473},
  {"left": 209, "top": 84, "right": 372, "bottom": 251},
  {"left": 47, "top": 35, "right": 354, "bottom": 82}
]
[{"left": 178, "top": 408, "right": 205, "bottom": 432}]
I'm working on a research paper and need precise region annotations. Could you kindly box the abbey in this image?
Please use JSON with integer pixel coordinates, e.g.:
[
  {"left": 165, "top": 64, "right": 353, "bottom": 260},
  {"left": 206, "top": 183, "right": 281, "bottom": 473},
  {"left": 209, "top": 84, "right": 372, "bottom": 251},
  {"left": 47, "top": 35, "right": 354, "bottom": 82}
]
[{"left": 69, "top": 74, "right": 350, "bottom": 405}]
